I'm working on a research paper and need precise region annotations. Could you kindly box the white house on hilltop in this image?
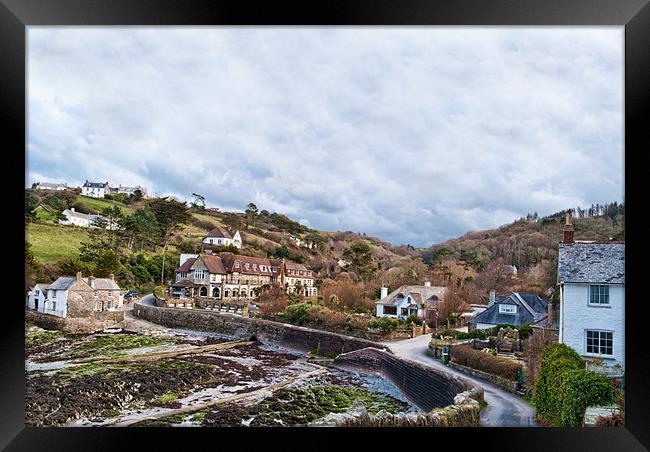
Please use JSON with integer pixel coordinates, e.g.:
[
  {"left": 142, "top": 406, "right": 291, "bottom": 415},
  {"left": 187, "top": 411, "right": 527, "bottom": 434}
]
[
  {"left": 202, "top": 227, "right": 242, "bottom": 249},
  {"left": 558, "top": 212, "right": 625, "bottom": 370},
  {"left": 81, "top": 180, "right": 109, "bottom": 198},
  {"left": 34, "top": 182, "right": 68, "bottom": 191}
]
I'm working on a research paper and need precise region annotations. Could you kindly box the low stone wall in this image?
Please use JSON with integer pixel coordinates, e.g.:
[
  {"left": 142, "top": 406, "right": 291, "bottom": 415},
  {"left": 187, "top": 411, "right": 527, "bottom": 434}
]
[
  {"left": 25, "top": 309, "right": 124, "bottom": 334},
  {"left": 310, "top": 389, "right": 482, "bottom": 427},
  {"left": 332, "top": 347, "right": 481, "bottom": 411},
  {"left": 447, "top": 361, "right": 519, "bottom": 393},
  {"left": 133, "top": 302, "right": 390, "bottom": 357}
]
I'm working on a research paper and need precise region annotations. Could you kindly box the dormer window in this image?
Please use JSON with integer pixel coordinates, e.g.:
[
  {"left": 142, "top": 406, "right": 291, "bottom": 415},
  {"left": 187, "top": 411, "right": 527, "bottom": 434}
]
[{"left": 499, "top": 304, "right": 517, "bottom": 314}]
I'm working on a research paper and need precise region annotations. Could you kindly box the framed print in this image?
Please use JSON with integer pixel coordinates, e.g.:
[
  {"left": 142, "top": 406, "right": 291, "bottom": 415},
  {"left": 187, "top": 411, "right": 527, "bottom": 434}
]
[{"left": 2, "top": 0, "right": 649, "bottom": 450}]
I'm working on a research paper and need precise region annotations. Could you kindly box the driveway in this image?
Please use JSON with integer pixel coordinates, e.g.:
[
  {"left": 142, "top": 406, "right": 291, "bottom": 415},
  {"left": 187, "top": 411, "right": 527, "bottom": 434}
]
[{"left": 383, "top": 334, "right": 537, "bottom": 427}]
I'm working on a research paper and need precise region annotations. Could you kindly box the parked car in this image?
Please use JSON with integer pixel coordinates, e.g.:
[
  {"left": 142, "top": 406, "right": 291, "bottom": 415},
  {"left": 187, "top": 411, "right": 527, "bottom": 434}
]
[{"left": 125, "top": 290, "right": 138, "bottom": 298}]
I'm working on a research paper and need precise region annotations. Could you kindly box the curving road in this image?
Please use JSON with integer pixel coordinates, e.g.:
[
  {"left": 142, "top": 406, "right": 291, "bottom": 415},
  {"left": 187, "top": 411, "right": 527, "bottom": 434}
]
[{"left": 383, "top": 334, "right": 537, "bottom": 427}]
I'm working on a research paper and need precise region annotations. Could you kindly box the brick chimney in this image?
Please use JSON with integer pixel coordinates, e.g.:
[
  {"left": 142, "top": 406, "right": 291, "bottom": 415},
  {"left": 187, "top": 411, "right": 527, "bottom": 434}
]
[
  {"left": 76, "top": 271, "right": 82, "bottom": 282},
  {"left": 88, "top": 275, "right": 95, "bottom": 288},
  {"left": 563, "top": 211, "right": 574, "bottom": 245},
  {"left": 109, "top": 273, "right": 114, "bottom": 281}
]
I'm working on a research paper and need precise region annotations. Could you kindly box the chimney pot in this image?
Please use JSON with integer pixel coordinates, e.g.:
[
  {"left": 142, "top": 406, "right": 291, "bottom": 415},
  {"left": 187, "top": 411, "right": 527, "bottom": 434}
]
[
  {"left": 563, "top": 210, "right": 575, "bottom": 245},
  {"left": 109, "top": 273, "right": 114, "bottom": 280}
]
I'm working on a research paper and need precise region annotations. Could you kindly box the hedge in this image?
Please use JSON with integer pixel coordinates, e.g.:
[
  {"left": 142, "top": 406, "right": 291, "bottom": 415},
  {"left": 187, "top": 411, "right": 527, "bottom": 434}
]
[
  {"left": 451, "top": 344, "right": 522, "bottom": 380},
  {"left": 533, "top": 343, "right": 615, "bottom": 426}
]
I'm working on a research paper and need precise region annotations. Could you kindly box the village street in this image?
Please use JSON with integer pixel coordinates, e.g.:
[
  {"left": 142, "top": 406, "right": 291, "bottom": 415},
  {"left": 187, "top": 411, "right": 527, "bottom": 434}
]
[{"left": 383, "top": 334, "right": 537, "bottom": 427}]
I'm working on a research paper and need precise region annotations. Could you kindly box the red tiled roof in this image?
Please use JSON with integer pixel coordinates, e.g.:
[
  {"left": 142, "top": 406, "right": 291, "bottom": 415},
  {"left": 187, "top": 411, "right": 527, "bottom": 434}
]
[
  {"left": 201, "top": 254, "right": 226, "bottom": 274},
  {"left": 171, "top": 279, "right": 196, "bottom": 287},
  {"left": 176, "top": 257, "right": 197, "bottom": 273},
  {"left": 205, "top": 227, "right": 232, "bottom": 239}
]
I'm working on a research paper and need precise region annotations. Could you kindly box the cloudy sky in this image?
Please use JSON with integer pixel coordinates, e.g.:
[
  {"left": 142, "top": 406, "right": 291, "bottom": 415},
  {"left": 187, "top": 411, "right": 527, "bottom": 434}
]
[{"left": 27, "top": 27, "right": 623, "bottom": 247}]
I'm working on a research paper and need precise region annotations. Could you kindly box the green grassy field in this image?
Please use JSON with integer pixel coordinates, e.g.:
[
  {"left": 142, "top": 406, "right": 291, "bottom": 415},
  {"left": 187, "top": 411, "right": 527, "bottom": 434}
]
[
  {"left": 77, "top": 195, "right": 133, "bottom": 214},
  {"left": 34, "top": 206, "right": 58, "bottom": 223},
  {"left": 26, "top": 222, "right": 89, "bottom": 264}
]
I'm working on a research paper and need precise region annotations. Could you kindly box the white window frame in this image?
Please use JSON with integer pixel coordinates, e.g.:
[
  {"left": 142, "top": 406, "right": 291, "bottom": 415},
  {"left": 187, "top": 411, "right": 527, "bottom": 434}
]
[
  {"left": 589, "top": 285, "right": 610, "bottom": 306},
  {"left": 498, "top": 304, "right": 517, "bottom": 314},
  {"left": 585, "top": 329, "right": 613, "bottom": 356}
]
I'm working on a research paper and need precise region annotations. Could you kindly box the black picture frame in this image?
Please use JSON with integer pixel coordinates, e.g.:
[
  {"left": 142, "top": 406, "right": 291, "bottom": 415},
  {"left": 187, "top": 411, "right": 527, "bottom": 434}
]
[{"left": 2, "top": 0, "right": 648, "bottom": 450}]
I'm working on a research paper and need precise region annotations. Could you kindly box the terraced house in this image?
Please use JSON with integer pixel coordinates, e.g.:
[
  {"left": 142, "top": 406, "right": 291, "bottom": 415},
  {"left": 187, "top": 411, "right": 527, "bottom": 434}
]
[
  {"left": 558, "top": 212, "right": 625, "bottom": 370},
  {"left": 171, "top": 252, "right": 317, "bottom": 300}
]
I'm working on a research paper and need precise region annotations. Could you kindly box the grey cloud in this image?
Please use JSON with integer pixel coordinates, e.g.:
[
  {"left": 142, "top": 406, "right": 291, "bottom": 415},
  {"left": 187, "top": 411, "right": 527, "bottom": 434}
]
[{"left": 27, "top": 27, "right": 623, "bottom": 247}]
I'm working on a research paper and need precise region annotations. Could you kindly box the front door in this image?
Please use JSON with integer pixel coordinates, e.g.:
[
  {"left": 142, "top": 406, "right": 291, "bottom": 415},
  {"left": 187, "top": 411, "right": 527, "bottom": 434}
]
[{"left": 35, "top": 298, "right": 39, "bottom": 311}]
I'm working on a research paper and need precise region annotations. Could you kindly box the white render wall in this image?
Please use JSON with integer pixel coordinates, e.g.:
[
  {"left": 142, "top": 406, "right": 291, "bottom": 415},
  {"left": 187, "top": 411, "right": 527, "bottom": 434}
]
[
  {"left": 560, "top": 283, "right": 625, "bottom": 367},
  {"left": 44, "top": 289, "right": 68, "bottom": 318}
]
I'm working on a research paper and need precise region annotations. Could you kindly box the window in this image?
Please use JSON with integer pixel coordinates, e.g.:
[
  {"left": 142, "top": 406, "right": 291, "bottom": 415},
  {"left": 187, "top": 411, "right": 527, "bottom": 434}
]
[
  {"left": 589, "top": 285, "right": 610, "bottom": 305},
  {"left": 586, "top": 330, "right": 613, "bottom": 355},
  {"left": 499, "top": 304, "right": 517, "bottom": 314},
  {"left": 51, "top": 300, "right": 56, "bottom": 311},
  {"left": 383, "top": 306, "right": 397, "bottom": 315},
  {"left": 401, "top": 307, "right": 408, "bottom": 316}
]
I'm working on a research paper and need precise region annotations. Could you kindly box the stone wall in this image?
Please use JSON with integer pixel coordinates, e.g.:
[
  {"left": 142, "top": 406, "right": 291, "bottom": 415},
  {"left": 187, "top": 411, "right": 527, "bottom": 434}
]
[
  {"left": 133, "top": 302, "right": 390, "bottom": 357},
  {"left": 25, "top": 309, "right": 124, "bottom": 334},
  {"left": 332, "top": 347, "right": 480, "bottom": 411},
  {"left": 309, "top": 388, "right": 482, "bottom": 427},
  {"left": 446, "top": 361, "right": 519, "bottom": 393}
]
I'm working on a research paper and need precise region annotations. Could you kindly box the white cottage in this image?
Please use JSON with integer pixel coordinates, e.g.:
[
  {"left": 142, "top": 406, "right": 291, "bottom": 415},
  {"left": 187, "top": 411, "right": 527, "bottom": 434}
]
[
  {"left": 25, "top": 283, "right": 51, "bottom": 313},
  {"left": 202, "top": 227, "right": 242, "bottom": 249},
  {"left": 558, "top": 212, "right": 625, "bottom": 369},
  {"left": 375, "top": 282, "right": 447, "bottom": 320}
]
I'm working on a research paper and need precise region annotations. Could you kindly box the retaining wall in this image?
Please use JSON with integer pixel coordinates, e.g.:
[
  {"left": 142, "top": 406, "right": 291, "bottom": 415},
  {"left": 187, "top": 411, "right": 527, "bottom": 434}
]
[
  {"left": 25, "top": 309, "right": 124, "bottom": 334},
  {"left": 310, "top": 389, "right": 482, "bottom": 427},
  {"left": 332, "top": 347, "right": 481, "bottom": 412},
  {"left": 133, "top": 301, "right": 390, "bottom": 357}
]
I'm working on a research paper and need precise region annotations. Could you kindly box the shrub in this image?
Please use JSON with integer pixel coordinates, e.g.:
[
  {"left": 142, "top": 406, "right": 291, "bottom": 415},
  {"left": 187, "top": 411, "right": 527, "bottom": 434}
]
[
  {"left": 405, "top": 314, "right": 422, "bottom": 325},
  {"left": 283, "top": 303, "right": 312, "bottom": 325},
  {"left": 517, "top": 324, "right": 533, "bottom": 340},
  {"left": 367, "top": 317, "right": 399, "bottom": 333},
  {"left": 595, "top": 411, "right": 624, "bottom": 427},
  {"left": 533, "top": 343, "right": 615, "bottom": 426},
  {"left": 450, "top": 344, "right": 522, "bottom": 380}
]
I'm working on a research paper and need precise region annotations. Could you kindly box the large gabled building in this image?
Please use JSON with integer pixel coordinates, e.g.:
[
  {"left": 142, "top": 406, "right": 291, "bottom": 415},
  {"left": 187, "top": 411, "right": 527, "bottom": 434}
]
[
  {"left": 170, "top": 252, "right": 317, "bottom": 300},
  {"left": 375, "top": 282, "right": 447, "bottom": 320}
]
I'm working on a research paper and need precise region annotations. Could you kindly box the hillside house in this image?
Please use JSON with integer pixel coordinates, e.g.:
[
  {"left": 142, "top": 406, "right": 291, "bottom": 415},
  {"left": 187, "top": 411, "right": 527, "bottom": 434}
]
[
  {"left": 558, "top": 212, "right": 625, "bottom": 369},
  {"left": 27, "top": 273, "right": 123, "bottom": 318},
  {"left": 467, "top": 290, "right": 551, "bottom": 331},
  {"left": 202, "top": 227, "right": 242, "bottom": 249},
  {"left": 108, "top": 184, "right": 147, "bottom": 197},
  {"left": 34, "top": 182, "right": 68, "bottom": 191},
  {"left": 59, "top": 208, "right": 115, "bottom": 229},
  {"left": 375, "top": 282, "right": 447, "bottom": 321},
  {"left": 81, "top": 180, "right": 109, "bottom": 198},
  {"left": 171, "top": 252, "right": 316, "bottom": 300}
]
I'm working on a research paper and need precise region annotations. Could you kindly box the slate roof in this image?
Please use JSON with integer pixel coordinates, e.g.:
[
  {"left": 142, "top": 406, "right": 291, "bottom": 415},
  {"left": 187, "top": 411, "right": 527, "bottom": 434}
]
[
  {"left": 49, "top": 277, "right": 92, "bottom": 291},
  {"left": 376, "top": 285, "right": 447, "bottom": 307},
  {"left": 83, "top": 181, "right": 109, "bottom": 188},
  {"left": 61, "top": 209, "right": 102, "bottom": 222},
  {"left": 92, "top": 278, "right": 121, "bottom": 291},
  {"left": 468, "top": 292, "right": 549, "bottom": 327},
  {"left": 205, "top": 227, "right": 233, "bottom": 239},
  {"left": 558, "top": 242, "right": 625, "bottom": 284}
]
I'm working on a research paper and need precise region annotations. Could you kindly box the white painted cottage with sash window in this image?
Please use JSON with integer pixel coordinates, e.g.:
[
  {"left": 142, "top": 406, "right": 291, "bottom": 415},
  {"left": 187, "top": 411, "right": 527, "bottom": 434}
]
[{"left": 558, "top": 212, "right": 625, "bottom": 369}]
